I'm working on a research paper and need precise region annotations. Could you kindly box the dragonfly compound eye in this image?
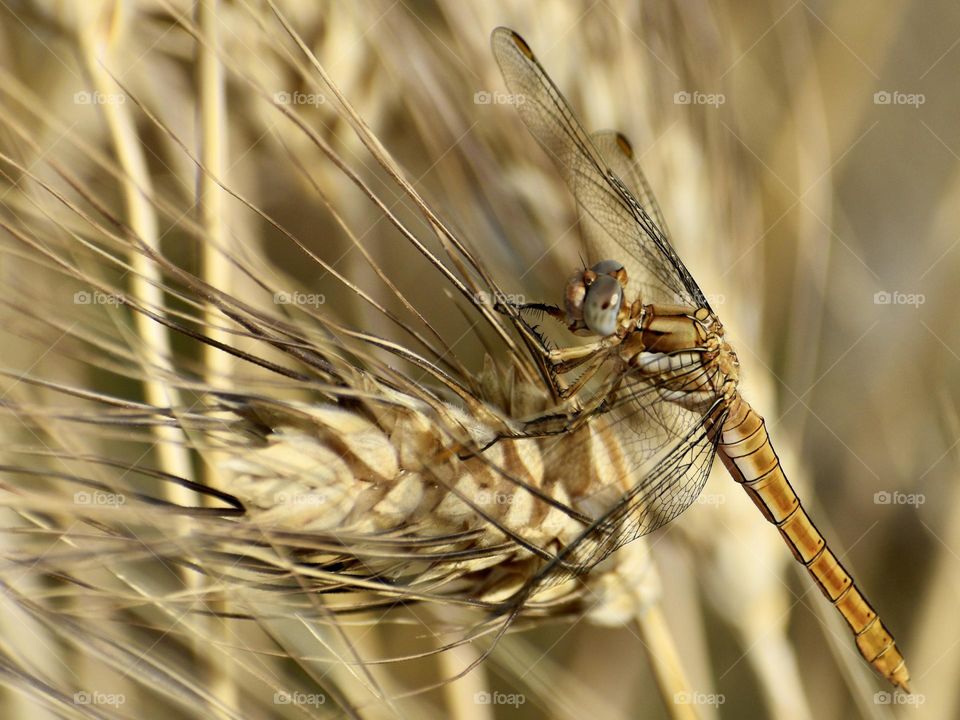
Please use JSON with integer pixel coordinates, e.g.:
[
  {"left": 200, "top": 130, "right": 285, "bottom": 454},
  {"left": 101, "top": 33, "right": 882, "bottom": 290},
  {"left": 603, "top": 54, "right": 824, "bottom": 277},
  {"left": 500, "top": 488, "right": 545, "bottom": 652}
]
[
  {"left": 583, "top": 273, "right": 623, "bottom": 336},
  {"left": 590, "top": 259, "right": 625, "bottom": 276}
]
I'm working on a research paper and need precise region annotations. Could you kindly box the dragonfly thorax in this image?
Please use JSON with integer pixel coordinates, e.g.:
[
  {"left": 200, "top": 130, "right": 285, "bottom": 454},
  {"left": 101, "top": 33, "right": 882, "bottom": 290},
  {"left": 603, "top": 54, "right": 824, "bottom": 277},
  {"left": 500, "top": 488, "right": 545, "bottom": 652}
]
[
  {"left": 622, "top": 305, "right": 742, "bottom": 409},
  {"left": 557, "top": 259, "right": 740, "bottom": 408}
]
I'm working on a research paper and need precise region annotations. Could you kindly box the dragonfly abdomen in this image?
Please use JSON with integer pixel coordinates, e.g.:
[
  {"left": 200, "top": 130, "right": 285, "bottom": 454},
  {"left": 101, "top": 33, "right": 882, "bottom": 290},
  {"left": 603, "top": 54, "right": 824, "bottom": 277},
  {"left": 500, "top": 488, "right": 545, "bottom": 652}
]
[{"left": 717, "top": 396, "right": 911, "bottom": 692}]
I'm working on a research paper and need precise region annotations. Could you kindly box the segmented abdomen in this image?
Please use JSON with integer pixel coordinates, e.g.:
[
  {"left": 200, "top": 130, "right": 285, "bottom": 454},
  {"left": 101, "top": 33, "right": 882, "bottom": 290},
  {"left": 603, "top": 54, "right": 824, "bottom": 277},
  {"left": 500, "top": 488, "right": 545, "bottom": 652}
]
[{"left": 717, "top": 396, "right": 911, "bottom": 691}]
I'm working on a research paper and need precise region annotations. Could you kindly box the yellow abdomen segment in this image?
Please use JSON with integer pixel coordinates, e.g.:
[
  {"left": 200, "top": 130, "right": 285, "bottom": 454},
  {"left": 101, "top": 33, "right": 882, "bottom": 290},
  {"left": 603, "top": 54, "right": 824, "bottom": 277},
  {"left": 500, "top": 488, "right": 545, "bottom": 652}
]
[{"left": 717, "top": 397, "right": 910, "bottom": 691}]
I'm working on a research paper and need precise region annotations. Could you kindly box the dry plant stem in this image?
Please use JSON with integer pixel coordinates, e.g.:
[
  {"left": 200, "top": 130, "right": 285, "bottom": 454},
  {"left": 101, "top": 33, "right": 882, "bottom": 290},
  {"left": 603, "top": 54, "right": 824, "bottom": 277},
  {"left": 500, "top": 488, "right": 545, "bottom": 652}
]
[
  {"left": 438, "top": 642, "right": 493, "bottom": 720},
  {"left": 746, "top": 630, "right": 814, "bottom": 720},
  {"left": 635, "top": 605, "right": 699, "bottom": 720},
  {"left": 198, "top": 0, "right": 231, "bottom": 389},
  {"left": 81, "top": 6, "right": 216, "bottom": 710},
  {"left": 196, "top": 0, "right": 236, "bottom": 715},
  {"left": 79, "top": 7, "right": 195, "bottom": 495}
]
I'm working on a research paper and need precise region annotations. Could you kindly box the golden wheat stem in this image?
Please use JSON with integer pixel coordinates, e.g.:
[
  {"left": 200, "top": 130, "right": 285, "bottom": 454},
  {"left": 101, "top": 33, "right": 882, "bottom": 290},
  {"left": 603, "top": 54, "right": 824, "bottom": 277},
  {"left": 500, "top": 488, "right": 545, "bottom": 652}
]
[
  {"left": 78, "top": 3, "right": 195, "bottom": 493},
  {"left": 438, "top": 640, "right": 494, "bottom": 720},
  {"left": 635, "top": 605, "right": 699, "bottom": 720},
  {"left": 198, "top": 0, "right": 231, "bottom": 389},
  {"left": 195, "top": 0, "right": 237, "bottom": 715}
]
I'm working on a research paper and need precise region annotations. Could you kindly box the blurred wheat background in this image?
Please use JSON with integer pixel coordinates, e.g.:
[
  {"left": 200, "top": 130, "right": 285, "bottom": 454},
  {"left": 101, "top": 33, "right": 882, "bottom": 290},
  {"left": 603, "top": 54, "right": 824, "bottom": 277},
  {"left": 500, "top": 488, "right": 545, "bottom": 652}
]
[{"left": 0, "top": 1, "right": 957, "bottom": 719}]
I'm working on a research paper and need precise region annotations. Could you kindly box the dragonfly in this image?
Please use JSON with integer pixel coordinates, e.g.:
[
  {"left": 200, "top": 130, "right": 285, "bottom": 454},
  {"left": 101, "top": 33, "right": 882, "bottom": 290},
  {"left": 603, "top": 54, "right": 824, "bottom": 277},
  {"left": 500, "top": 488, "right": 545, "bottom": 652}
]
[{"left": 486, "top": 26, "right": 910, "bottom": 692}]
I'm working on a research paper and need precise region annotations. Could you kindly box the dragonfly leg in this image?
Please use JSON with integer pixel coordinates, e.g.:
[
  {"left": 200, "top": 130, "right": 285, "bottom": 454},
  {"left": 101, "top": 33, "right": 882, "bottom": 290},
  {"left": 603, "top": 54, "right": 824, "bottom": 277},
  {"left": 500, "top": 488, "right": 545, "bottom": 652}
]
[
  {"left": 512, "top": 395, "right": 609, "bottom": 439},
  {"left": 492, "top": 300, "right": 564, "bottom": 349},
  {"left": 512, "top": 301, "right": 565, "bottom": 322},
  {"left": 464, "top": 382, "right": 612, "bottom": 456},
  {"left": 552, "top": 353, "right": 611, "bottom": 400},
  {"left": 546, "top": 339, "right": 612, "bottom": 365},
  {"left": 494, "top": 297, "right": 618, "bottom": 372}
]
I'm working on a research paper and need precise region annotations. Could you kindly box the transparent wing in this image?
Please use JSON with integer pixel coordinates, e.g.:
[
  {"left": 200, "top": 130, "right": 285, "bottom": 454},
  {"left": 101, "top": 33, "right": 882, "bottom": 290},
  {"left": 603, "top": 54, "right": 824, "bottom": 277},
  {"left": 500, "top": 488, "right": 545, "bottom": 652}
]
[
  {"left": 489, "top": 27, "right": 726, "bottom": 600},
  {"left": 519, "top": 353, "right": 726, "bottom": 583},
  {"left": 527, "top": 394, "right": 726, "bottom": 594},
  {"left": 491, "top": 27, "right": 706, "bottom": 308},
  {"left": 581, "top": 401, "right": 724, "bottom": 557},
  {"left": 591, "top": 130, "right": 671, "bottom": 240}
]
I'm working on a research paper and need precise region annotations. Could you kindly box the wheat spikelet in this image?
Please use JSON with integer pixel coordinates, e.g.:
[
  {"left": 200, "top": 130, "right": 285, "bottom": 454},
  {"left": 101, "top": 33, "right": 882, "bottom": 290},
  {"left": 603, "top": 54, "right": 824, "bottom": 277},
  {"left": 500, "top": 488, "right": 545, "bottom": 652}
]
[{"left": 0, "top": 2, "right": 673, "bottom": 716}]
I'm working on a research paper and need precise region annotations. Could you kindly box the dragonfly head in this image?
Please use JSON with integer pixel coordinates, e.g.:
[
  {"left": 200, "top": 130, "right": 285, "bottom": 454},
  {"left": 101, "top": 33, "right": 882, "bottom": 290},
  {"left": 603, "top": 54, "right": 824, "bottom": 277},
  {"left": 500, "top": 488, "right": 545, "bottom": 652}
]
[{"left": 564, "top": 259, "right": 630, "bottom": 337}]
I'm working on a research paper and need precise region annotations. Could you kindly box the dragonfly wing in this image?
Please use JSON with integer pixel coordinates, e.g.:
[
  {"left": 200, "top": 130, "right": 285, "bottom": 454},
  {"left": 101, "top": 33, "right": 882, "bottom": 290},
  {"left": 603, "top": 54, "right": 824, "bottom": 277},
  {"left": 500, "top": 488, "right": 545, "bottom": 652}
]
[
  {"left": 590, "top": 130, "right": 671, "bottom": 241},
  {"left": 536, "top": 397, "right": 726, "bottom": 588},
  {"left": 492, "top": 27, "right": 727, "bottom": 591},
  {"left": 491, "top": 27, "right": 704, "bottom": 307}
]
